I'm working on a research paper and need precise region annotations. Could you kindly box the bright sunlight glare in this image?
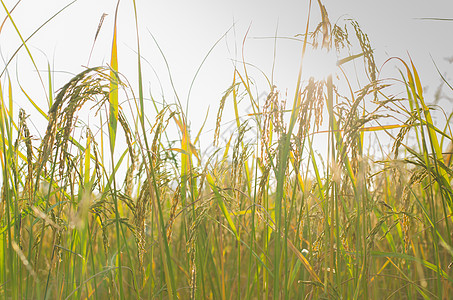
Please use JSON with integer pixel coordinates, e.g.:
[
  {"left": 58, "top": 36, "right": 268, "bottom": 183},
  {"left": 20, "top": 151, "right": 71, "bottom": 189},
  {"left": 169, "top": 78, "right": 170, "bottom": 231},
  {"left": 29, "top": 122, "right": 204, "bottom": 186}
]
[{"left": 303, "top": 48, "right": 338, "bottom": 81}]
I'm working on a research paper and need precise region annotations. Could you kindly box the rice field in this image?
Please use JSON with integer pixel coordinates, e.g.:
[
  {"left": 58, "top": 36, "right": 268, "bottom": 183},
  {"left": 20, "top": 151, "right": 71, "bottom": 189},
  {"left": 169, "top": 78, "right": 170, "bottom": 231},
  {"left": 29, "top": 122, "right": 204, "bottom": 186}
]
[{"left": 1, "top": 1, "right": 453, "bottom": 299}]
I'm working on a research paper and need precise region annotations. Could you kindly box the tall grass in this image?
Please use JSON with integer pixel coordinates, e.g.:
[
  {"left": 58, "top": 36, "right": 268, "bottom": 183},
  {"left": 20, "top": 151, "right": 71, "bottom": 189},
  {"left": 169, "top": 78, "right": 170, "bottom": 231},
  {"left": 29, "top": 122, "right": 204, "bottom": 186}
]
[{"left": 1, "top": 0, "right": 452, "bottom": 299}]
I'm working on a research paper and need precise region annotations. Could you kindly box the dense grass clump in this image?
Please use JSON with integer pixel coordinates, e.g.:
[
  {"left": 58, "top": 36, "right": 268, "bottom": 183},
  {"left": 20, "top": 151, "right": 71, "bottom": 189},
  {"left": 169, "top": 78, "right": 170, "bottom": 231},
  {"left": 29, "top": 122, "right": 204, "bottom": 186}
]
[{"left": 1, "top": 1, "right": 453, "bottom": 299}]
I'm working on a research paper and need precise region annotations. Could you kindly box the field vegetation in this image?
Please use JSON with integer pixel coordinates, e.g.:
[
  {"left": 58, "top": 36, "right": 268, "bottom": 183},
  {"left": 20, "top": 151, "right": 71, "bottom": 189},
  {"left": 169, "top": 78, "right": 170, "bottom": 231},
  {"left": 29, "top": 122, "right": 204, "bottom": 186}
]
[{"left": 1, "top": 0, "right": 452, "bottom": 299}]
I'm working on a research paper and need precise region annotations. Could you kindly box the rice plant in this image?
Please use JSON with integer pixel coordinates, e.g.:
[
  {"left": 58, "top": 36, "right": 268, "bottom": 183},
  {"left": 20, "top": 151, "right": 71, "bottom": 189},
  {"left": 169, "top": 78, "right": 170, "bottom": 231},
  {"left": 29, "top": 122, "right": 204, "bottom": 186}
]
[{"left": 0, "top": 0, "right": 452, "bottom": 299}]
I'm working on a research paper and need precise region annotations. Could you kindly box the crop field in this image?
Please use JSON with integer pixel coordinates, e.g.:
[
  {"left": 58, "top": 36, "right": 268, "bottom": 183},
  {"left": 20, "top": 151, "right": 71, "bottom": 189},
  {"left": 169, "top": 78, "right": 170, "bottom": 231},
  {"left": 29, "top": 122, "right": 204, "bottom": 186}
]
[{"left": 0, "top": 1, "right": 452, "bottom": 299}]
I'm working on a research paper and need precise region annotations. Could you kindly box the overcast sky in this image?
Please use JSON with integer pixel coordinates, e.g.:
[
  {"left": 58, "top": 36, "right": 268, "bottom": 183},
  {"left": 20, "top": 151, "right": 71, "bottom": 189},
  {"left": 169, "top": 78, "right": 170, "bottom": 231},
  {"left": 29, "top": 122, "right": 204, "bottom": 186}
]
[{"left": 1, "top": 0, "right": 453, "bottom": 152}]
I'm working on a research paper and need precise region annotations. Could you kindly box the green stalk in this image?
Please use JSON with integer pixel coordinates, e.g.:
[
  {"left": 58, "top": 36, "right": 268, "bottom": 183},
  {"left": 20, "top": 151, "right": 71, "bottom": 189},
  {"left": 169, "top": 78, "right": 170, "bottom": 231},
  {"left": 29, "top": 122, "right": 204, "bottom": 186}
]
[
  {"left": 131, "top": 1, "right": 176, "bottom": 298},
  {"left": 107, "top": 2, "right": 125, "bottom": 298},
  {"left": 272, "top": 1, "right": 313, "bottom": 297}
]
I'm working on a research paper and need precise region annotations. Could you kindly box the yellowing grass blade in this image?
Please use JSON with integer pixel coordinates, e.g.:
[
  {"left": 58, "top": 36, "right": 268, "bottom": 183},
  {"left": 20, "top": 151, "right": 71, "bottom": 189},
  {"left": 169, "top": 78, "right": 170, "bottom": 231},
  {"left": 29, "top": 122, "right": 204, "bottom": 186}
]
[
  {"left": 401, "top": 57, "right": 451, "bottom": 197},
  {"left": 360, "top": 124, "right": 408, "bottom": 132},
  {"left": 0, "top": 81, "right": 4, "bottom": 169},
  {"left": 337, "top": 50, "right": 372, "bottom": 67},
  {"left": 311, "top": 124, "right": 410, "bottom": 136},
  {"left": 189, "top": 142, "right": 200, "bottom": 162},
  {"left": 108, "top": 8, "right": 119, "bottom": 153},
  {"left": 167, "top": 148, "right": 188, "bottom": 155},
  {"left": 286, "top": 239, "right": 323, "bottom": 284},
  {"left": 372, "top": 251, "right": 452, "bottom": 281},
  {"left": 173, "top": 115, "right": 195, "bottom": 174},
  {"left": 223, "top": 134, "right": 233, "bottom": 161},
  {"left": 409, "top": 59, "right": 444, "bottom": 162},
  {"left": 19, "top": 85, "right": 48, "bottom": 120},
  {"left": 84, "top": 133, "right": 91, "bottom": 186},
  {"left": 8, "top": 78, "right": 12, "bottom": 124}
]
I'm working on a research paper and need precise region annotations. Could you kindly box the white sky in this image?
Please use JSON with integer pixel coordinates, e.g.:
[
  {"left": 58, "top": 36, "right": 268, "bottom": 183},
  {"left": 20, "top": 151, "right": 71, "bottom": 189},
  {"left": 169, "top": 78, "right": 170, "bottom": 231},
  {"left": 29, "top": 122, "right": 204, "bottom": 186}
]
[{"left": 1, "top": 0, "right": 453, "bottom": 155}]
